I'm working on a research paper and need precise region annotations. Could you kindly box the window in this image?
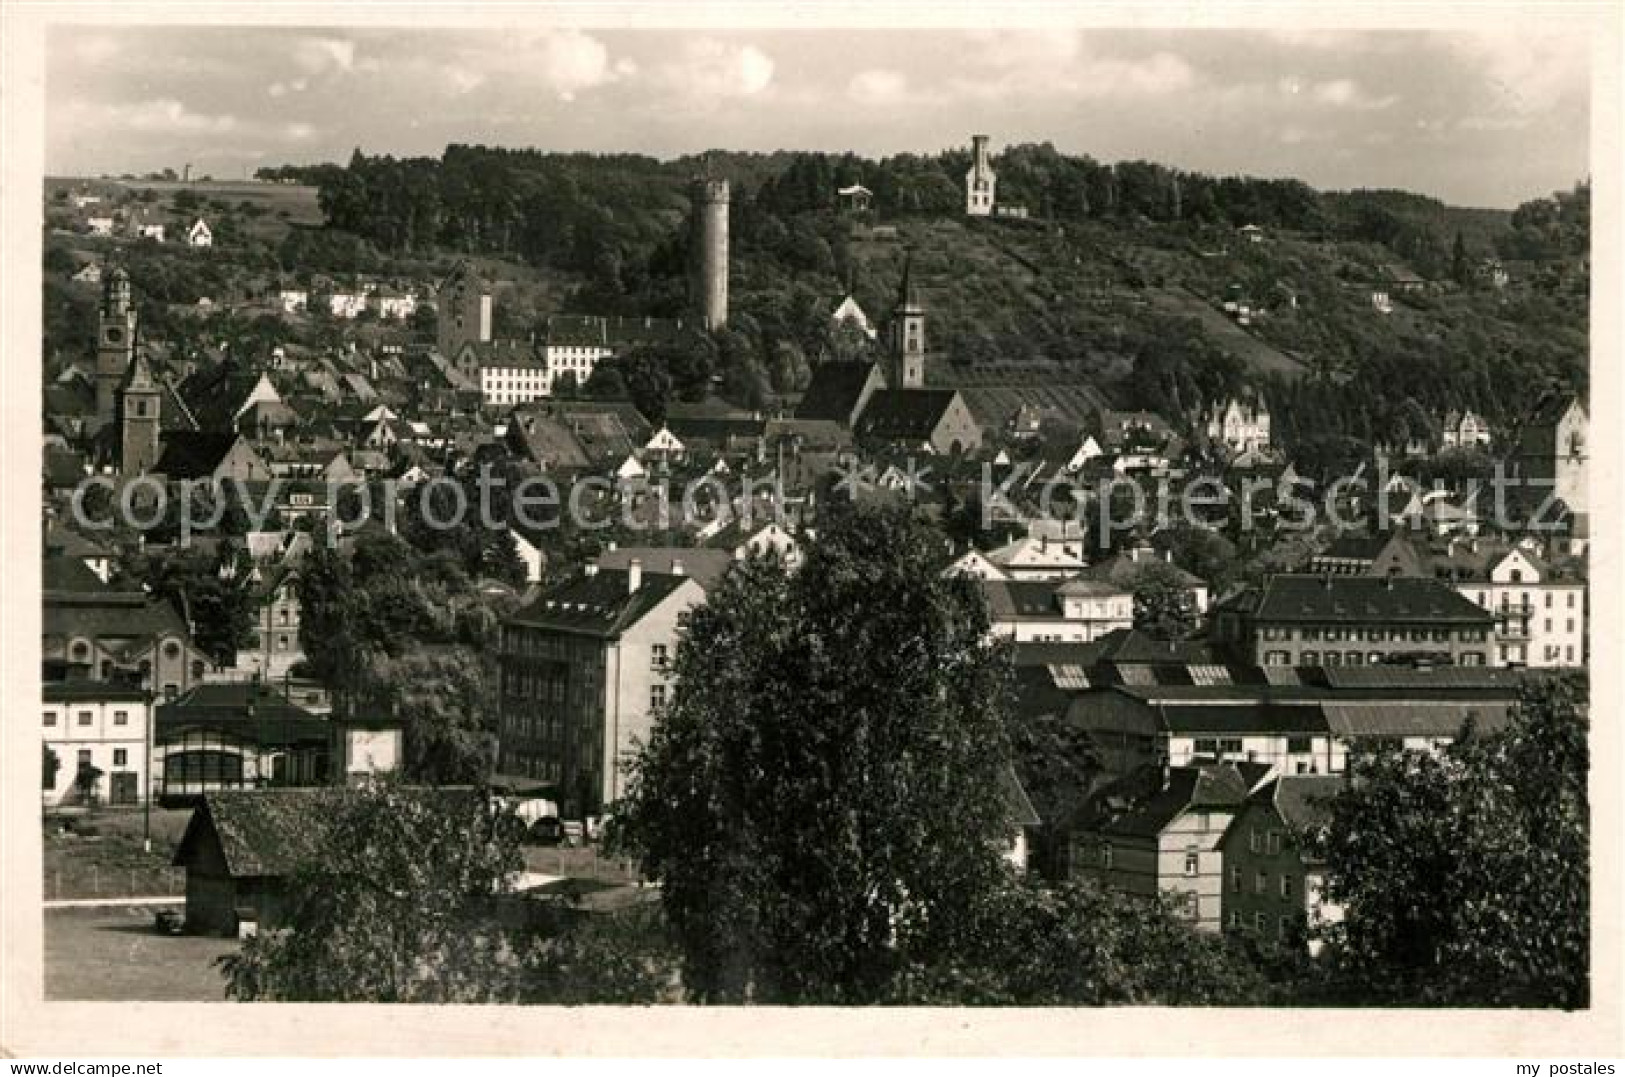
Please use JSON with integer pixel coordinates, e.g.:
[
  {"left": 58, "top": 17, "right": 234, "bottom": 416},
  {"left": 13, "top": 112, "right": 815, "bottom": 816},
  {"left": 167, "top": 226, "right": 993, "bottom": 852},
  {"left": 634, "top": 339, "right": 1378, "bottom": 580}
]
[
  {"left": 1230, "top": 865, "right": 1241, "bottom": 893},
  {"left": 1369, "top": 652, "right": 1383, "bottom": 665},
  {"left": 44, "top": 711, "right": 57, "bottom": 727},
  {"left": 649, "top": 684, "right": 667, "bottom": 710},
  {"left": 163, "top": 640, "right": 181, "bottom": 659},
  {"left": 1280, "top": 875, "right": 1293, "bottom": 900},
  {"left": 1184, "top": 852, "right": 1199, "bottom": 877},
  {"left": 1255, "top": 870, "right": 1267, "bottom": 895},
  {"left": 1325, "top": 628, "right": 1343, "bottom": 642},
  {"left": 1101, "top": 843, "right": 1114, "bottom": 870},
  {"left": 113, "top": 749, "right": 127, "bottom": 767},
  {"left": 1545, "top": 618, "right": 1552, "bottom": 633},
  {"left": 1287, "top": 736, "right": 1312, "bottom": 754},
  {"left": 1461, "top": 652, "right": 1485, "bottom": 667},
  {"left": 1567, "top": 593, "right": 1576, "bottom": 609},
  {"left": 1254, "top": 911, "right": 1267, "bottom": 932},
  {"left": 113, "top": 710, "right": 128, "bottom": 726},
  {"left": 1545, "top": 593, "right": 1553, "bottom": 608},
  {"left": 1278, "top": 915, "right": 1292, "bottom": 940},
  {"left": 1566, "top": 618, "right": 1575, "bottom": 633},
  {"left": 1300, "top": 627, "right": 1320, "bottom": 641},
  {"left": 1301, "top": 650, "right": 1319, "bottom": 666},
  {"left": 77, "top": 749, "right": 92, "bottom": 766},
  {"left": 1345, "top": 651, "right": 1362, "bottom": 665},
  {"left": 650, "top": 644, "right": 669, "bottom": 671},
  {"left": 77, "top": 711, "right": 93, "bottom": 726},
  {"left": 164, "top": 684, "right": 178, "bottom": 701},
  {"left": 1228, "top": 910, "right": 1241, "bottom": 929},
  {"left": 1194, "top": 737, "right": 1219, "bottom": 758},
  {"left": 1267, "top": 831, "right": 1284, "bottom": 855},
  {"left": 1324, "top": 651, "right": 1341, "bottom": 666},
  {"left": 1219, "top": 738, "right": 1243, "bottom": 756}
]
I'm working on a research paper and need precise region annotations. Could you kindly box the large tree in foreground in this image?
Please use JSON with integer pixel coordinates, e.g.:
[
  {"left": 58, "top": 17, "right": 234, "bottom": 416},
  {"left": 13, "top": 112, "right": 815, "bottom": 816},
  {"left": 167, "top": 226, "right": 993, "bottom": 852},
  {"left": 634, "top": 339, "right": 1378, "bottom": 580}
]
[
  {"left": 1315, "top": 675, "right": 1589, "bottom": 1007},
  {"left": 615, "top": 502, "right": 1019, "bottom": 1003},
  {"left": 219, "top": 780, "right": 677, "bottom": 1003}
]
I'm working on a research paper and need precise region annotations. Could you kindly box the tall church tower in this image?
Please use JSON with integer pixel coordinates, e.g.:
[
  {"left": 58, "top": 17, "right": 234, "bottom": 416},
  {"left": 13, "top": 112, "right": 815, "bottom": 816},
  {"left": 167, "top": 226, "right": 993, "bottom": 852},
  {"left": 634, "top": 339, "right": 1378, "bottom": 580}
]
[
  {"left": 436, "top": 260, "right": 492, "bottom": 359},
  {"left": 888, "top": 256, "right": 926, "bottom": 390},
  {"left": 119, "top": 351, "right": 161, "bottom": 476},
  {"left": 96, "top": 266, "right": 137, "bottom": 429}
]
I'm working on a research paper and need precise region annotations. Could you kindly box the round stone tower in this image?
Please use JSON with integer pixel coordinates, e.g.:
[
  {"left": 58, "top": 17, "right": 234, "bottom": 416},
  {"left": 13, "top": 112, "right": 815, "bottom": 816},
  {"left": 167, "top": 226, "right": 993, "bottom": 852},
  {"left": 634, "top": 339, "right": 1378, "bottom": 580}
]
[{"left": 691, "top": 178, "right": 730, "bottom": 330}]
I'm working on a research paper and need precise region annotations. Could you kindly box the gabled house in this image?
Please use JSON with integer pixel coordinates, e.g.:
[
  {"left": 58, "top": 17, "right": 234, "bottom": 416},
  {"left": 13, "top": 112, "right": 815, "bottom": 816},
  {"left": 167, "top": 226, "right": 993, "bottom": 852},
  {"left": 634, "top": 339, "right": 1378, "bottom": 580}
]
[
  {"left": 1218, "top": 774, "right": 1346, "bottom": 950},
  {"left": 152, "top": 432, "right": 273, "bottom": 484},
  {"left": 187, "top": 219, "right": 213, "bottom": 248},
  {"left": 1072, "top": 762, "right": 1275, "bottom": 932},
  {"left": 985, "top": 534, "right": 1088, "bottom": 581}
]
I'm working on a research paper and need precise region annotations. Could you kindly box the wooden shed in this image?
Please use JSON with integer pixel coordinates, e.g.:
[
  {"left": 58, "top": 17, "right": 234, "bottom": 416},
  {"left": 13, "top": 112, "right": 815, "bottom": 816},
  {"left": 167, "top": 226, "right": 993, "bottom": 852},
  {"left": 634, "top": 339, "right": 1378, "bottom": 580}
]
[{"left": 171, "top": 789, "right": 335, "bottom": 937}]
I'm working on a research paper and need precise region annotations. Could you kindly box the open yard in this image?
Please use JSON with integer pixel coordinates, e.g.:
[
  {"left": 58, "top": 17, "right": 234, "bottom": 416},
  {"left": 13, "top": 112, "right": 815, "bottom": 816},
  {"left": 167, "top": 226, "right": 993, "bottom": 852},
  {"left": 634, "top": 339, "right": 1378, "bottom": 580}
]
[
  {"left": 45, "top": 905, "right": 237, "bottom": 1002},
  {"left": 42, "top": 807, "right": 192, "bottom": 900}
]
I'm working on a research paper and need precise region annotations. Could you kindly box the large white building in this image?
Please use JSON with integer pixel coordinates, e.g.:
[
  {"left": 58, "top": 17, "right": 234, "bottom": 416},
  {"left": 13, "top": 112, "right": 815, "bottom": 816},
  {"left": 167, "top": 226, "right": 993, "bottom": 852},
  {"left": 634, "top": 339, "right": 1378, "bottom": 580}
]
[
  {"left": 1457, "top": 547, "right": 1587, "bottom": 668},
  {"left": 42, "top": 682, "right": 153, "bottom": 806},
  {"left": 1205, "top": 397, "right": 1272, "bottom": 455}
]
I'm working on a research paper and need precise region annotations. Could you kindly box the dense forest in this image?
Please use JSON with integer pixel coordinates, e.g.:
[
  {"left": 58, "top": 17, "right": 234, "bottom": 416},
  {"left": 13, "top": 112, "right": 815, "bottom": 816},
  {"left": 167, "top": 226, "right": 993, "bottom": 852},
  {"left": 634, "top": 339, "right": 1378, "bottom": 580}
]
[{"left": 245, "top": 145, "right": 1589, "bottom": 455}]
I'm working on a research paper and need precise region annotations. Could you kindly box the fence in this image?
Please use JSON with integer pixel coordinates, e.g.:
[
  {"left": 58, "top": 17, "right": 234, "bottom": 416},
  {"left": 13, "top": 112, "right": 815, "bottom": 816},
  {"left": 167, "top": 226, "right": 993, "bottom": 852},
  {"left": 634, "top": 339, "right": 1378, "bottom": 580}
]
[{"left": 44, "top": 865, "right": 185, "bottom": 902}]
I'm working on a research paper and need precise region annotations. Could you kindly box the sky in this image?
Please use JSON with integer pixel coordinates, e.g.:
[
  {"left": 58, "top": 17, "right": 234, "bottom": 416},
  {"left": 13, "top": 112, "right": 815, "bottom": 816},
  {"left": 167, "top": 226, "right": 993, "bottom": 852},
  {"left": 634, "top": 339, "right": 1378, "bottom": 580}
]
[{"left": 45, "top": 25, "right": 1592, "bottom": 209}]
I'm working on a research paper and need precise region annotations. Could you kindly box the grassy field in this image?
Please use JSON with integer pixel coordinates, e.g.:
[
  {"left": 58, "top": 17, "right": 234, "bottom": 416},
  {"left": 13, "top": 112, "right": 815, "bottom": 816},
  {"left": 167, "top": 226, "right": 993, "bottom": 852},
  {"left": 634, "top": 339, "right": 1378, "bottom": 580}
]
[
  {"left": 1149, "top": 286, "right": 1311, "bottom": 379},
  {"left": 46, "top": 905, "right": 236, "bottom": 1002},
  {"left": 42, "top": 807, "right": 192, "bottom": 901}
]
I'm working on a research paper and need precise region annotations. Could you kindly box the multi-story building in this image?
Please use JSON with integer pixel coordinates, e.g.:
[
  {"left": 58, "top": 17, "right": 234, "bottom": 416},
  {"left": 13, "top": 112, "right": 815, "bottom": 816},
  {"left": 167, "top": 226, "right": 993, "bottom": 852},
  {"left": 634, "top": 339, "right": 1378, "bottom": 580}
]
[
  {"left": 1217, "top": 774, "right": 1346, "bottom": 950},
  {"left": 1439, "top": 409, "right": 1491, "bottom": 450},
  {"left": 43, "top": 554, "right": 213, "bottom": 701},
  {"left": 42, "top": 682, "right": 153, "bottom": 807},
  {"left": 1455, "top": 546, "right": 1587, "bottom": 668},
  {"left": 499, "top": 562, "right": 706, "bottom": 816},
  {"left": 1071, "top": 762, "right": 1273, "bottom": 932},
  {"left": 1062, "top": 666, "right": 1520, "bottom": 780},
  {"left": 1205, "top": 396, "right": 1272, "bottom": 455},
  {"left": 1511, "top": 393, "right": 1587, "bottom": 524},
  {"left": 1211, "top": 575, "right": 1494, "bottom": 668},
  {"left": 982, "top": 577, "right": 1133, "bottom": 643}
]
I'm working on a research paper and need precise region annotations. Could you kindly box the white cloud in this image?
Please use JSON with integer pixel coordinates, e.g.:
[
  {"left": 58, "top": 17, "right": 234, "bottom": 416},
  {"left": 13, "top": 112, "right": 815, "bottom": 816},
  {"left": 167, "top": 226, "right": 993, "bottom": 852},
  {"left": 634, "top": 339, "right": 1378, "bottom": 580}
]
[
  {"left": 848, "top": 69, "right": 909, "bottom": 106},
  {"left": 658, "top": 40, "right": 775, "bottom": 100},
  {"left": 267, "top": 78, "right": 308, "bottom": 98},
  {"left": 1444, "top": 30, "right": 1587, "bottom": 114},
  {"left": 283, "top": 122, "right": 316, "bottom": 140},
  {"left": 1310, "top": 78, "right": 1398, "bottom": 110},
  {"left": 527, "top": 29, "right": 632, "bottom": 101},
  {"left": 294, "top": 36, "right": 357, "bottom": 75},
  {"left": 442, "top": 65, "right": 485, "bottom": 96},
  {"left": 110, "top": 98, "right": 238, "bottom": 134}
]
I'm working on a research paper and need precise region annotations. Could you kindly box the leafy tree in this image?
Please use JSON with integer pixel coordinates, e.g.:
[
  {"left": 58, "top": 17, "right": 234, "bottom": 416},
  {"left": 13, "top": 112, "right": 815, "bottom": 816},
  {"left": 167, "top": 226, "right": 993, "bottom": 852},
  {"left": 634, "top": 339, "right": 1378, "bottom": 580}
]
[
  {"left": 363, "top": 648, "right": 495, "bottom": 785},
  {"left": 138, "top": 549, "right": 255, "bottom": 666},
  {"left": 220, "top": 782, "right": 524, "bottom": 1002},
  {"left": 1314, "top": 677, "right": 1589, "bottom": 1007},
  {"left": 890, "top": 878, "right": 1271, "bottom": 1004},
  {"left": 219, "top": 780, "right": 675, "bottom": 1003},
  {"left": 1131, "top": 559, "right": 1200, "bottom": 640},
  {"left": 616, "top": 502, "right": 1018, "bottom": 1003}
]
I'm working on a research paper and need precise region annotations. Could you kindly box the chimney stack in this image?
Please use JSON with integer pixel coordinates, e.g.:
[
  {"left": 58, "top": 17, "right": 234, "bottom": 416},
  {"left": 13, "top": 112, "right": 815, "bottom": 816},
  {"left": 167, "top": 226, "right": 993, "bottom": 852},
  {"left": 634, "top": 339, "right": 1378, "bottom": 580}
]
[
  {"left": 628, "top": 559, "right": 643, "bottom": 593},
  {"left": 671, "top": 559, "right": 685, "bottom": 578}
]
